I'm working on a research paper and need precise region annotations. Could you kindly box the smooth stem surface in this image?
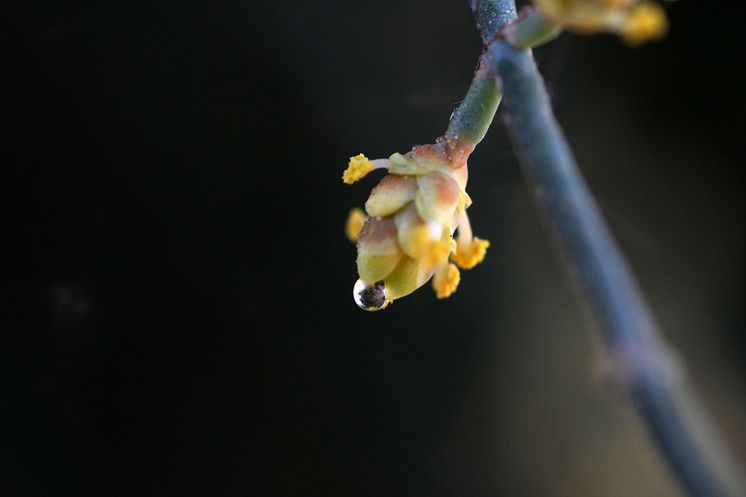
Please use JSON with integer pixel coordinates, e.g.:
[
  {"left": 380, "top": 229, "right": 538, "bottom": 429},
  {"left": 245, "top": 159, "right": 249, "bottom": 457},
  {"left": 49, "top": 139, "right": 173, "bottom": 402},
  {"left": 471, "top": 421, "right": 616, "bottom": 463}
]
[
  {"left": 442, "top": 0, "right": 516, "bottom": 146},
  {"left": 469, "top": 1, "right": 746, "bottom": 496},
  {"left": 444, "top": 55, "right": 501, "bottom": 145},
  {"left": 490, "top": 39, "right": 744, "bottom": 497},
  {"left": 507, "top": 9, "right": 561, "bottom": 49}
]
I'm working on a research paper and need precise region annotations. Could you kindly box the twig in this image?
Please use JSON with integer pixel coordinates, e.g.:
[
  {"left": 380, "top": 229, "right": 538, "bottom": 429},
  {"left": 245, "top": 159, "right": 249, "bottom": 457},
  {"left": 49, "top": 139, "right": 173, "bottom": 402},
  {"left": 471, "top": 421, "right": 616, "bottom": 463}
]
[
  {"left": 438, "top": 0, "right": 516, "bottom": 146},
  {"left": 465, "top": 1, "right": 746, "bottom": 496}
]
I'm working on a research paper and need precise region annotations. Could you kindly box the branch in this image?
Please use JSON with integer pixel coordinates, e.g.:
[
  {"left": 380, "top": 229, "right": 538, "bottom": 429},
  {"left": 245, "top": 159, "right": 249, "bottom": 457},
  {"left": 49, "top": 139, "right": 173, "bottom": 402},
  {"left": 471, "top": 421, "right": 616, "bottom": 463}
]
[
  {"left": 443, "top": 54, "right": 501, "bottom": 146},
  {"left": 468, "top": 1, "right": 746, "bottom": 496},
  {"left": 440, "top": 1, "right": 517, "bottom": 146}
]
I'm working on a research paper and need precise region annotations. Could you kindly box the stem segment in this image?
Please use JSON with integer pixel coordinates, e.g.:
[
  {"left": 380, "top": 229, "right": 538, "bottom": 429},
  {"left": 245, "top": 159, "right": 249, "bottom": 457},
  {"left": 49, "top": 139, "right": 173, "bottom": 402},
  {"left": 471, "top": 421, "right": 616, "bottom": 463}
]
[
  {"left": 444, "top": 54, "right": 501, "bottom": 146},
  {"left": 441, "top": 0, "right": 517, "bottom": 148},
  {"left": 506, "top": 8, "right": 561, "bottom": 49}
]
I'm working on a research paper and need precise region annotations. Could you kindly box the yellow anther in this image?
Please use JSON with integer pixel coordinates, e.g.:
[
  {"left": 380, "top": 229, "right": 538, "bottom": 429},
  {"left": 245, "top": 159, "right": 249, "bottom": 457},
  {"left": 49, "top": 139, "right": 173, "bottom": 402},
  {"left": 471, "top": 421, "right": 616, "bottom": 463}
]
[
  {"left": 432, "top": 263, "right": 461, "bottom": 299},
  {"left": 400, "top": 224, "right": 431, "bottom": 259},
  {"left": 343, "top": 153, "right": 374, "bottom": 184},
  {"left": 457, "top": 190, "right": 472, "bottom": 212},
  {"left": 424, "top": 239, "right": 453, "bottom": 267},
  {"left": 452, "top": 237, "right": 490, "bottom": 269},
  {"left": 345, "top": 208, "right": 367, "bottom": 242},
  {"left": 622, "top": 2, "right": 667, "bottom": 45},
  {"left": 400, "top": 224, "right": 453, "bottom": 266}
]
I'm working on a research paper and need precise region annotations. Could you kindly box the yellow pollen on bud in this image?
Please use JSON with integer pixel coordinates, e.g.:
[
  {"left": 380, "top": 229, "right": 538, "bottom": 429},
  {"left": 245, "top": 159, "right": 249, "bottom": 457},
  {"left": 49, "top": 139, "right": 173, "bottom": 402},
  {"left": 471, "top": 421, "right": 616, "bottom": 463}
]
[
  {"left": 345, "top": 208, "right": 367, "bottom": 242},
  {"left": 622, "top": 3, "right": 667, "bottom": 45},
  {"left": 343, "top": 154, "right": 375, "bottom": 184},
  {"left": 402, "top": 225, "right": 453, "bottom": 266},
  {"left": 424, "top": 239, "right": 453, "bottom": 267},
  {"left": 433, "top": 263, "right": 461, "bottom": 299},
  {"left": 401, "top": 224, "right": 432, "bottom": 259},
  {"left": 452, "top": 237, "right": 490, "bottom": 269},
  {"left": 457, "top": 190, "right": 472, "bottom": 212}
]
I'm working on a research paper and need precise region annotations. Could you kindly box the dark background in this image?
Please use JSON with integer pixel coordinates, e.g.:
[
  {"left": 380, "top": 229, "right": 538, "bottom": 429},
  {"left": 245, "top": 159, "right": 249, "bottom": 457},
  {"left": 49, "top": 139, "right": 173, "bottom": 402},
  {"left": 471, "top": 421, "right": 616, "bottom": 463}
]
[{"left": 3, "top": 1, "right": 744, "bottom": 495}]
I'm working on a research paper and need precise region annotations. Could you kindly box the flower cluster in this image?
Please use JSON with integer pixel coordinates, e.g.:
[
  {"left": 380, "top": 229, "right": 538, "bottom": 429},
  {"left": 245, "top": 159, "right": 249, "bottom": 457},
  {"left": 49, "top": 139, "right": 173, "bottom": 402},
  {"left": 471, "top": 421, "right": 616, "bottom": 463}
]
[
  {"left": 343, "top": 140, "right": 489, "bottom": 311},
  {"left": 532, "top": 0, "right": 668, "bottom": 45}
]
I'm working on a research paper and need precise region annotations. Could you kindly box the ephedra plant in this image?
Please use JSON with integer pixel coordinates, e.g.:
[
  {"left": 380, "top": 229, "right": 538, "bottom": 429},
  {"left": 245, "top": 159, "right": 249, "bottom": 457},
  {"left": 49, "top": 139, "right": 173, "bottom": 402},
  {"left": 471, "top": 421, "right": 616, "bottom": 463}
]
[{"left": 341, "top": 1, "right": 746, "bottom": 496}]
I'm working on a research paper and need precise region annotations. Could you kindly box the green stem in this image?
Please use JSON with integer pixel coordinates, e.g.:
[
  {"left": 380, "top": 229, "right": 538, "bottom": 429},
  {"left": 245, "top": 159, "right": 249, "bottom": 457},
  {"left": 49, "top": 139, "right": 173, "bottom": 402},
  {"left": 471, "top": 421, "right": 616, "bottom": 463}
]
[
  {"left": 443, "top": 0, "right": 518, "bottom": 146},
  {"left": 444, "top": 54, "right": 501, "bottom": 146},
  {"left": 506, "top": 8, "right": 561, "bottom": 49}
]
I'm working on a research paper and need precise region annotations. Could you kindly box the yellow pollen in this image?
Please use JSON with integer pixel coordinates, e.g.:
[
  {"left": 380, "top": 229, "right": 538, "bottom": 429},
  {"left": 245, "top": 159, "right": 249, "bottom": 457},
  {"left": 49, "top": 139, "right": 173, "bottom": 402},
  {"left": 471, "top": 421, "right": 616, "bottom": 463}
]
[
  {"left": 424, "top": 239, "right": 453, "bottom": 267},
  {"left": 343, "top": 153, "right": 374, "bottom": 184},
  {"left": 345, "top": 208, "right": 367, "bottom": 242},
  {"left": 433, "top": 263, "right": 461, "bottom": 299},
  {"left": 457, "top": 190, "right": 472, "bottom": 212},
  {"left": 403, "top": 225, "right": 432, "bottom": 259},
  {"left": 403, "top": 226, "right": 453, "bottom": 266},
  {"left": 622, "top": 3, "right": 667, "bottom": 46},
  {"left": 452, "top": 237, "right": 490, "bottom": 269}
]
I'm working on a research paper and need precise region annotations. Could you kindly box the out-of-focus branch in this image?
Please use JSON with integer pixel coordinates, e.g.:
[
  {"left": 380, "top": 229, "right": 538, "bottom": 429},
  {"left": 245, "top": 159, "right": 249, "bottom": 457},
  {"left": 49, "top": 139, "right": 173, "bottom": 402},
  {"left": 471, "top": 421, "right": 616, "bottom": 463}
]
[{"left": 468, "top": 1, "right": 746, "bottom": 496}]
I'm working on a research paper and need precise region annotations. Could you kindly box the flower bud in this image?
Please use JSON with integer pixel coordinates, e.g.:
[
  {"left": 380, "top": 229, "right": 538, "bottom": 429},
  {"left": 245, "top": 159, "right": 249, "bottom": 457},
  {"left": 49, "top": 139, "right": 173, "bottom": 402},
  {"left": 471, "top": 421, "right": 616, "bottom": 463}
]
[{"left": 343, "top": 142, "right": 490, "bottom": 309}]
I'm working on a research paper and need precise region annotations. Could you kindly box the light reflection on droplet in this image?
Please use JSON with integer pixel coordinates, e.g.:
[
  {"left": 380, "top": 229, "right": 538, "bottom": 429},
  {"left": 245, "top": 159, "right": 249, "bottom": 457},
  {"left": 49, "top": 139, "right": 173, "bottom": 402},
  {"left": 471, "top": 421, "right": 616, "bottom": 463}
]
[{"left": 352, "top": 279, "right": 389, "bottom": 311}]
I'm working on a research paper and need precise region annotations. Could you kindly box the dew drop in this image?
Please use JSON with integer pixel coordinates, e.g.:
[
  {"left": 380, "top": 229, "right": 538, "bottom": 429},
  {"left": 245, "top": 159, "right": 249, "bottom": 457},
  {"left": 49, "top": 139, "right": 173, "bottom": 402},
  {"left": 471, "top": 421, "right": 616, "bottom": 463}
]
[{"left": 353, "top": 279, "right": 389, "bottom": 311}]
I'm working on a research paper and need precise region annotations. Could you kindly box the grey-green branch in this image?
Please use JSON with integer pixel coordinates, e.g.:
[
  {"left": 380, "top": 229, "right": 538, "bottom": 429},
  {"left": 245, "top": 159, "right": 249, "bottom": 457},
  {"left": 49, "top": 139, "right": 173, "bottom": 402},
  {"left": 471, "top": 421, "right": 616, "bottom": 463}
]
[{"left": 454, "top": 1, "right": 746, "bottom": 496}]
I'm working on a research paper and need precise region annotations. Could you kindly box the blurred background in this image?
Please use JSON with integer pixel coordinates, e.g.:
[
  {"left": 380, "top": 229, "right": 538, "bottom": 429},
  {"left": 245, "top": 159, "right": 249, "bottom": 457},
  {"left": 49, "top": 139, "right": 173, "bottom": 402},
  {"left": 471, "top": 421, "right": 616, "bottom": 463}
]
[{"left": 3, "top": 0, "right": 744, "bottom": 495}]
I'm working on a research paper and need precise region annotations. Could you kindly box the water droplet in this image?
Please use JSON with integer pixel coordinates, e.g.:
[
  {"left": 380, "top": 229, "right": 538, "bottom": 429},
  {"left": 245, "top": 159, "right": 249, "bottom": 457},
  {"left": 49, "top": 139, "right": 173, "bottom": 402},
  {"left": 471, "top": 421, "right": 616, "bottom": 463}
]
[{"left": 353, "top": 279, "right": 389, "bottom": 311}]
